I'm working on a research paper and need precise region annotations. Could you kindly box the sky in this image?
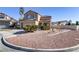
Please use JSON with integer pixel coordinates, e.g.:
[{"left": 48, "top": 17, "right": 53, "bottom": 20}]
[{"left": 0, "top": 7, "right": 79, "bottom": 23}]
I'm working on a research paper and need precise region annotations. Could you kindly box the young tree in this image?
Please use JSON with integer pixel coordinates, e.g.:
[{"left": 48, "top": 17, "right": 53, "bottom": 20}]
[
  {"left": 19, "top": 7, "right": 25, "bottom": 28},
  {"left": 76, "top": 21, "right": 79, "bottom": 25},
  {"left": 19, "top": 7, "right": 25, "bottom": 20}
]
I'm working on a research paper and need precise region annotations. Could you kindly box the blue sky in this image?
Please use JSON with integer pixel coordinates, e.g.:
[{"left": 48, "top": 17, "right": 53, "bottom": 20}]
[{"left": 0, "top": 7, "right": 79, "bottom": 23}]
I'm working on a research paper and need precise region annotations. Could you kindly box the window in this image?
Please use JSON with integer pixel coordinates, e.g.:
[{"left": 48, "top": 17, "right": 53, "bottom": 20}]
[
  {"left": 27, "top": 15, "right": 34, "bottom": 19},
  {"left": 28, "top": 15, "right": 31, "bottom": 19},
  {"left": 0, "top": 16, "right": 4, "bottom": 19},
  {"left": 0, "top": 14, "right": 5, "bottom": 19}
]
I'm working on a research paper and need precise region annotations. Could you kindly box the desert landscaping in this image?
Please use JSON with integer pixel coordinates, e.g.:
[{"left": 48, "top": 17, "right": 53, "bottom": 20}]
[
  {"left": 2, "top": 29, "right": 79, "bottom": 51},
  {"left": 0, "top": 7, "right": 79, "bottom": 52}
]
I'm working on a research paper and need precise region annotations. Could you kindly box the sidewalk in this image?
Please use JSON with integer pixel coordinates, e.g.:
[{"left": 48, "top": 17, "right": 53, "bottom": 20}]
[
  {"left": 0, "top": 35, "right": 22, "bottom": 52},
  {"left": 0, "top": 29, "right": 24, "bottom": 52}
]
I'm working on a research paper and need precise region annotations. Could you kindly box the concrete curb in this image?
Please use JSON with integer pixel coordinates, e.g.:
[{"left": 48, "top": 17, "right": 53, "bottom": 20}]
[{"left": 1, "top": 37, "right": 79, "bottom": 52}]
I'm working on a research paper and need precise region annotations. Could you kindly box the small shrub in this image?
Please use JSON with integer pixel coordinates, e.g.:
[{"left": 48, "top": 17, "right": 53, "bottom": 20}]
[
  {"left": 43, "top": 25, "right": 50, "bottom": 30},
  {"left": 23, "top": 25, "right": 30, "bottom": 32},
  {"left": 15, "top": 26, "right": 20, "bottom": 29},
  {"left": 23, "top": 25, "right": 37, "bottom": 32},
  {"left": 76, "top": 21, "right": 79, "bottom": 25},
  {"left": 38, "top": 23, "right": 50, "bottom": 30},
  {"left": 31, "top": 25, "right": 37, "bottom": 31}
]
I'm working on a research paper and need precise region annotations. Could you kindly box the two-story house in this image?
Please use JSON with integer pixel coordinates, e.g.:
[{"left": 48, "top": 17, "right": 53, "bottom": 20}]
[
  {"left": 19, "top": 10, "right": 51, "bottom": 28},
  {"left": 0, "top": 13, "right": 16, "bottom": 29}
]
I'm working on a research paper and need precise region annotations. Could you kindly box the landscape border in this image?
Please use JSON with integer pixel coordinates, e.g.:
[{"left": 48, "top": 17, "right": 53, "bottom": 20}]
[{"left": 1, "top": 36, "right": 79, "bottom": 52}]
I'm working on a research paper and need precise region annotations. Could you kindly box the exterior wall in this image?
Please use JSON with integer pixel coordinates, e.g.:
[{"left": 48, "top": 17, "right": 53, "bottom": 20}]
[
  {"left": 23, "top": 11, "right": 40, "bottom": 26},
  {"left": 20, "top": 10, "right": 51, "bottom": 29},
  {"left": 52, "top": 25, "right": 79, "bottom": 30},
  {"left": 40, "top": 16, "right": 51, "bottom": 28},
  {"left": 5, "top": 16, "right": 11, "bottom": 20},
  {"left": 0, "top": 13, "right": 16, "bottom": 29},
  {"left": 0, "top": 13, "right": 11, "bottom": 20},
  {"left": 35, "top": 21, "right": 39, "bottom": 25},
  {"left": 37, "top": 14, "right": 41, "bottom": 21},
  {"left": 76, "top": 26, "right": 79, "bottom": 30},
  {"left": 60, "top": 22, "right": 67, "bottom": 25},
  {"left": 60, "top": 25, "right": 79, "bottom": 30},
  {"left": 20, "top": 20, "right": 35, "bottom": 27},
  {"left": 0, "top": 20, "right": 10, "bottom": 29},
  {"left": 24, "top": 11, "right": 38, "bottom": 20},
  {"left": 40, "top": 16, "right": 51, "bottom": 23},
  {"left": 35, "top": 14, "right": 41, "bottom": 25}
]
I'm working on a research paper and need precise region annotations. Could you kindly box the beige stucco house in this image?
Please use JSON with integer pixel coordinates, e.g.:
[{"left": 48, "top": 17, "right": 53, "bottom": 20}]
[
  {"left": 0, "top": 13, "right": 16, "bottom": 29},
  {"left": 19, "top": 10, "right": 51, "bottom": 28}
]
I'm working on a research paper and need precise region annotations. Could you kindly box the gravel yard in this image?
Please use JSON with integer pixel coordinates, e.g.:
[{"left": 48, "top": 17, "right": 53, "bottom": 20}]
[{"left": 6, "top": 30, "right": 79, "bottom": 49}]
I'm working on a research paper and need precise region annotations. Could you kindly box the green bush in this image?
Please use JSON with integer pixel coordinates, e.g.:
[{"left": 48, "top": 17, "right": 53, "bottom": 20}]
[
  {"left": 15, "top": 26, "right": 20, "bottom": 29},
  {"left": 43, "top": 25, "right": 50, "bottom": 30},
  {"left": 43, "top": 23, "right": 50, "bottom": 30},
  {"left": 76, "top": 21, "right": 79, "bottom": 25},
  {"left": 23, "top": 25, "right": 37, "bottom": 32},
  {"left": 39, "top": 23, "right": 50, "bottom": 30}
]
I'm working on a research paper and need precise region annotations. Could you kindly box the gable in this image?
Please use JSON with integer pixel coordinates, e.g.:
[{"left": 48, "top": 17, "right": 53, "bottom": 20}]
[
  {"left": 24, "top": 10, "right": 40, "bottom": 20},
  {"left": 0, "top": 13, "right": 16, "bottom": 22},
  {"left": 24, "top": 10, "right": 40, "bottom": 15}
]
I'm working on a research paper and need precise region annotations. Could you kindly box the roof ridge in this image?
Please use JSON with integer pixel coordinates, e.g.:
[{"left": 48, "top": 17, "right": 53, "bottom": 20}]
[
  {"left": 24, "top": 10, "right": 41, "bottom": 15},
  {"left": 0, "top": 12, "right": 16, "bottom": 21}
]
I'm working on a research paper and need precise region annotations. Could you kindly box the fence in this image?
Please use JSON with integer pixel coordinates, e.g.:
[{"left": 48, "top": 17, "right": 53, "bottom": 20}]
[{"left": 52, "top": 25, "right": 79, "bottom": 30}]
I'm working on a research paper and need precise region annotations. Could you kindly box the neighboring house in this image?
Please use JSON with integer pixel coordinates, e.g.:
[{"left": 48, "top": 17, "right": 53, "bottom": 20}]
[
  {"left": 52, "top": 20, "right": 68, "bottom": 26},
  {"left": 0, "top": 13, "right": 16, "bottom": 29},
  {"left": 52, "top": 20, "right": 76, "bottom": 30},
  {"left": 19, "top": 10, "right": 51, "bottom": 28}
]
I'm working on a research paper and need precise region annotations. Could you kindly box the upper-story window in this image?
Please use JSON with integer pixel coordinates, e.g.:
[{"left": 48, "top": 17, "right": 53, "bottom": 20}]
[
  {"left": 0, "top": 14, "right": 5, "bottom": 19},
  {"left": 0, "top": 16, "right": 4, "bottom": 19},
  {"left": 27, "top": 15, "right": 34, "bottom": 19},
  {"left": 28, "top": 15, "right": 31, "bottom": 19}
]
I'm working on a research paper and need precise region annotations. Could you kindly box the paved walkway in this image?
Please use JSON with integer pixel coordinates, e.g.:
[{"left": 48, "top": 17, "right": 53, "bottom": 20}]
[
  {"left": 0, "top": 29, "right": 24, "bottom": 52},
  {"left": 0, "top": 38, "right": 22, "bottom": 52}
]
